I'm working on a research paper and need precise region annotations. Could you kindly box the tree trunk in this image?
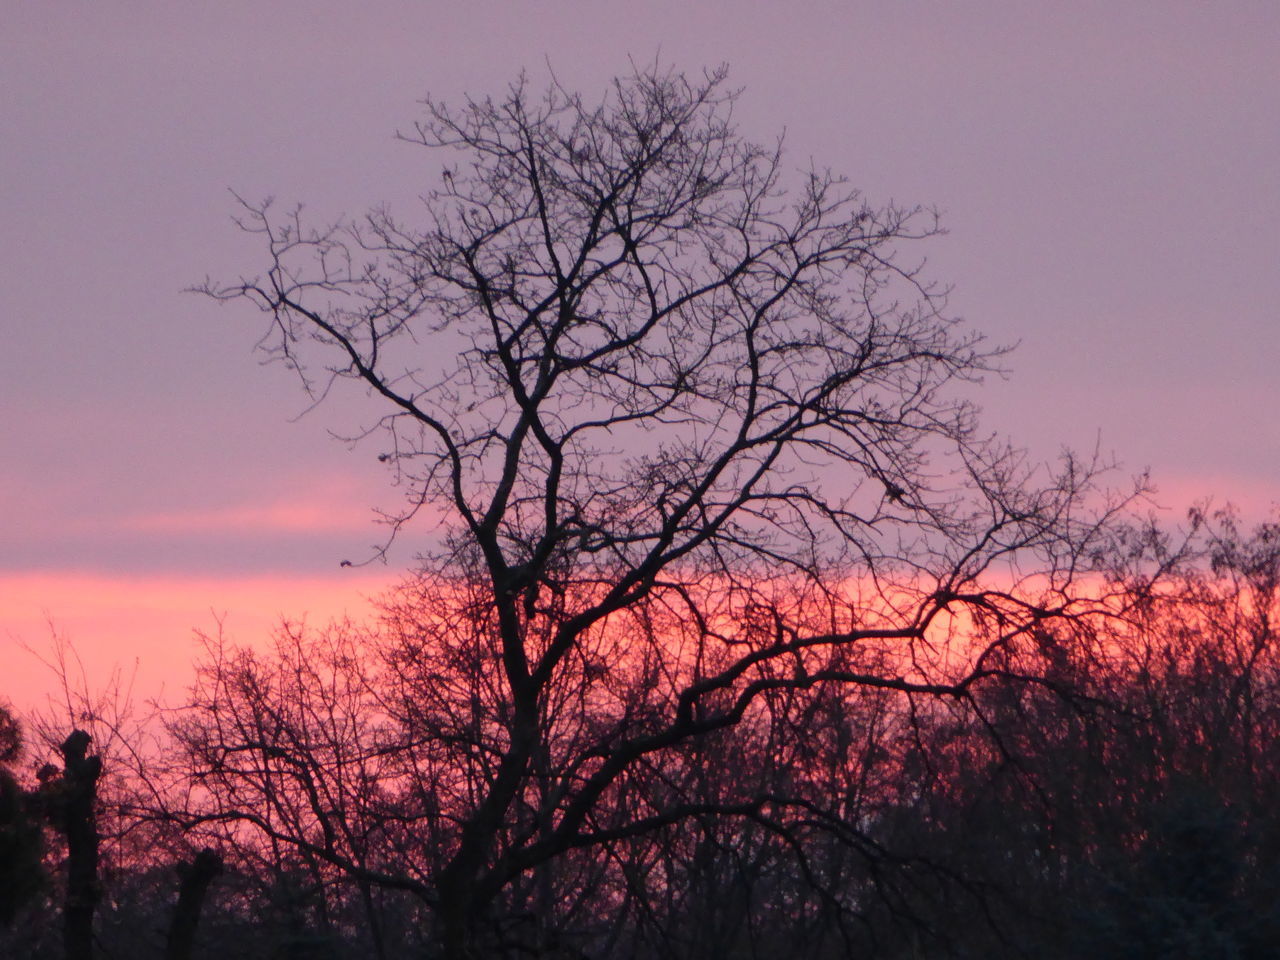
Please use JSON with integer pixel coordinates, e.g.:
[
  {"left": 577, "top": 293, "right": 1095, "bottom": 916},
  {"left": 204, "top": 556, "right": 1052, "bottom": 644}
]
[
  {"left": 59, "top": 730, "right": 101, "bottom": 960},
  {"left": 165, "top": 848, "right": 222, "bottom": 960},
  {"left": 358, "top": 879, "right": 387, "bottom": 960},
  {"left": 436, "top": 876, "right": 476, "bottom": 960}
]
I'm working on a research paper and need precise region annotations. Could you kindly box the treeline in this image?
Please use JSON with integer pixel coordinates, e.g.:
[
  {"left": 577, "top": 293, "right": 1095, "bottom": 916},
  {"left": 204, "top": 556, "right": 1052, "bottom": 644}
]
[{"left": 3, "top": 509, "right": 1277, "bottom": 959}]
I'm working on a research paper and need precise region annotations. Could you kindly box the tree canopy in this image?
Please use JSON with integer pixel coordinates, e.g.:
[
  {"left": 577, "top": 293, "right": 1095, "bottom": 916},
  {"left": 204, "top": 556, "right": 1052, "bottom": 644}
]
[{"left": 182, "top": 64, "right": 1147, "bottom": 958}]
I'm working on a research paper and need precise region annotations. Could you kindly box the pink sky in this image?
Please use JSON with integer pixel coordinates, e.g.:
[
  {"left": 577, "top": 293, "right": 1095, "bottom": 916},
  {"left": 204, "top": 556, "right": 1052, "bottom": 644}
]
[{"left": 3, "top": 1, "right": 1277, "bottom": 711}]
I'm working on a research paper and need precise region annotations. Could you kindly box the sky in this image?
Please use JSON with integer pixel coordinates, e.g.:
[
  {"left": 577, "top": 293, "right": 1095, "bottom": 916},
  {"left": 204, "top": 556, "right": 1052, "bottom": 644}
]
[{"left": 3, "top": 0, "right": 1277, "bottom": 713}]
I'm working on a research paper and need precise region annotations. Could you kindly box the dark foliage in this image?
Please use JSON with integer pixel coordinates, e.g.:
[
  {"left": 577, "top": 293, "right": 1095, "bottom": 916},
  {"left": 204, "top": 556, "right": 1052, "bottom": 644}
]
[{"left": 0, "top": 705, "right": 46, "bottom": 927}]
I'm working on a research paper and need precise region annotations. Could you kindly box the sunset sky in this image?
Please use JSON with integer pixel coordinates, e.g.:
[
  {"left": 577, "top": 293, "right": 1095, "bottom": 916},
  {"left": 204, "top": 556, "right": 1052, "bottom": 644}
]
[{"left": 3, "top": 1, "right": 1277, "bottom": 712}]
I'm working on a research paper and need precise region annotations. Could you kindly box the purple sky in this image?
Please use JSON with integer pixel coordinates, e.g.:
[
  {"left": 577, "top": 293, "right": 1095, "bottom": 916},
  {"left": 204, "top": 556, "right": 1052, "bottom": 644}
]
[{"left": 3, "top": 1, "right": 1277, "bottom": 707}]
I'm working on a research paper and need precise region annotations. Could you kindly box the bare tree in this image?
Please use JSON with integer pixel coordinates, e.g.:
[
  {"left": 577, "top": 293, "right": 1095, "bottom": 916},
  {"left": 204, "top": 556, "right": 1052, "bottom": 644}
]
[{"left": 190, "top": 64, "right": 1131, "bottom": 957}]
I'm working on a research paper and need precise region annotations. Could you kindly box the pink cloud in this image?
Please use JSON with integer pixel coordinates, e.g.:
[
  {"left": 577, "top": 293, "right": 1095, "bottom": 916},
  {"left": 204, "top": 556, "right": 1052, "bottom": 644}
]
[
  {"left": 122, "top": 499, "right": 375, "bottom": 536},
  {"left": 112, "top": 471, "right": 404, "bottom": 537}
]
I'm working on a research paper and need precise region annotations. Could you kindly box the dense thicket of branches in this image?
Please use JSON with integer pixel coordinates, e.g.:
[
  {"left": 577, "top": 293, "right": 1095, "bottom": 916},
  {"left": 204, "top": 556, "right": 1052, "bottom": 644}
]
[
  {"left": 6, "top": 66, "right": 1275, "bottom": 959},
  {"left": 6, "top": 510, "right": 1279, "bottom": 958}
]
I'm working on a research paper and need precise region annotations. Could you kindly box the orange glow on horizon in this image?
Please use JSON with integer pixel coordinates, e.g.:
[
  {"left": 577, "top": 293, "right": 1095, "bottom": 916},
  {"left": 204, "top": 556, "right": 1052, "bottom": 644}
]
[{"left": 0, "top": 571, "right": 389, "bottom": 715}]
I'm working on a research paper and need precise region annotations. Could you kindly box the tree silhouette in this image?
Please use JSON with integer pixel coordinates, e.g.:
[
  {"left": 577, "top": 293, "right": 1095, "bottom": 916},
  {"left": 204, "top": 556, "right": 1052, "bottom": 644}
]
[
  {"left": 0, "top": 704, "right": 46, "bottom": 928},
  {"left": 191, "top": 64, "right": 1131, "bottom": 957},
  {"left": 48, "top": 729, "right": 102, "bottom": 960}
]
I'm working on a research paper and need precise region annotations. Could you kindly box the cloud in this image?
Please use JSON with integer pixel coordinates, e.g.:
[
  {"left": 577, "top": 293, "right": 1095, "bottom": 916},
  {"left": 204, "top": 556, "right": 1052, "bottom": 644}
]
[
  {"left": 123, "top": 498, "right": 375, "bottom": 536},
  {"left": 0, "top": 466, "right": 434, "bottom": 576}
]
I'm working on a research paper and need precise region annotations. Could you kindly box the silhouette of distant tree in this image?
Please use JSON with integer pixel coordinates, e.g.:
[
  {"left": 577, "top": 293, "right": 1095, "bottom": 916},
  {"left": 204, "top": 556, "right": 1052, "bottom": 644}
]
[
  {"left": 855, "top": 509, "right": 1280, "bottom": 958},
  {"left": 0, "top": 704, "right": 46, "bottom": 927},
  {"left": 190, "top": 64, "right": 1134, "bottom": 957},
  {"left": 164, "top": 847, "right": 222, "bottom": 960},
  {"left": 39, "top": 729, "right": 103, "bottom": 960}
]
